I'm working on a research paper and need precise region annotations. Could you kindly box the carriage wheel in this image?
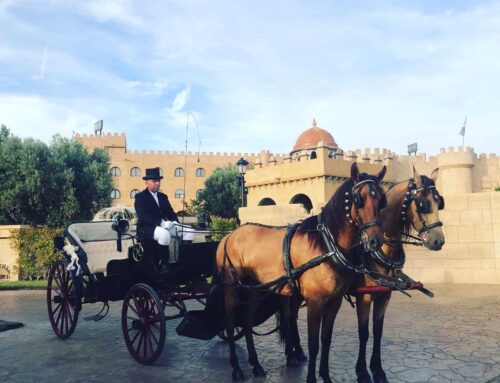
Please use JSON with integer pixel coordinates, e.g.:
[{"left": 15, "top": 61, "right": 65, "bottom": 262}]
[
  {"left": 122, "top": 283, "right": 166, "bottom": 365},
  {"left": 218, "top": 326, "right": 244, "bottom": 342},
  {"left": 47, "top": 260, "right": 80, "bottom": 339}
]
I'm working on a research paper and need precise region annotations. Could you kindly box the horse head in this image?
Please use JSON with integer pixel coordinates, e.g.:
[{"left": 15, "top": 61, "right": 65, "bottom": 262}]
[
  {"left": 323, "top": 163, "right": 387, "bottom": 252},
  {"left": 405, "top": 167, "right": 446, "bottom": 250}
]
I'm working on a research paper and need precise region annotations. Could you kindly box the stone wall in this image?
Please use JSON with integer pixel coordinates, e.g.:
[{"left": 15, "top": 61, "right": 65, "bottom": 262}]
[
  {"left": 0, "top": 225, "right": 22, "bottom": 281},
  {"left": 240, "top": 192, "right": 500, "bottom": 284},
  {"left": 403, "top": 192, "right": 500, "bottom": 284}
]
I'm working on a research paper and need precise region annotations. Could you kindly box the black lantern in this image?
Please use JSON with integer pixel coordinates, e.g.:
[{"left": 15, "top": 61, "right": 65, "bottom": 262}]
[{"left": 236, "top": 157, "right": 249, "bottom": 207}]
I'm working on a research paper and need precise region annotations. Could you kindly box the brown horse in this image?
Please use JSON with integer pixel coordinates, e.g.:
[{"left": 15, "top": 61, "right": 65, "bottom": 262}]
[
  {"left": 354, "top": 167, "right": 445, "bottom": 383},
  {"left": 216, "top": 163, "right": 387, "bottom": 382}
]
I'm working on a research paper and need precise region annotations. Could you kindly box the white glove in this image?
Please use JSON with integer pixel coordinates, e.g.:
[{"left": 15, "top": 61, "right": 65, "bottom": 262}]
[{"left": 161, "top": 220, "right": 175, "bottom": 230}]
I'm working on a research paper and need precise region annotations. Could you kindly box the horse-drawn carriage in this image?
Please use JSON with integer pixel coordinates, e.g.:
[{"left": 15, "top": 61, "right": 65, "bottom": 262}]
[
  {"left": 47, "top": 218, "right": 221, "bottom": 364},
  {"left": 47, "top": 163, "right": 445, "bottom": 383}
]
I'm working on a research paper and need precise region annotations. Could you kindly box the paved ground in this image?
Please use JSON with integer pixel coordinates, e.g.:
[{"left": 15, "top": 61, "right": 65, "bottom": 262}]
[{"left": 0, "top": 284, "right": 499, "bottom": 383}]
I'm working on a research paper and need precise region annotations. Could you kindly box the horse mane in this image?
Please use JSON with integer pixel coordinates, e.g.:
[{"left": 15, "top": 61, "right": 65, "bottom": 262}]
[{"left": 296, "top": 173, "right": 380, "bottom": 251}]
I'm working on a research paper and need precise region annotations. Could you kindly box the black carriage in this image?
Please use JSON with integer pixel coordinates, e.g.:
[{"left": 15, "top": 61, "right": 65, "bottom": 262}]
[{"left": 47, "top": 218, "right": 220, "bottom": 364}]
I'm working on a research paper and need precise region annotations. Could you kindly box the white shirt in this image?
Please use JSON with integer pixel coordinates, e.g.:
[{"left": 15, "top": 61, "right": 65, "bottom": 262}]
[{"left": 149, "top": 190, "right": 159, "bottom": 206}]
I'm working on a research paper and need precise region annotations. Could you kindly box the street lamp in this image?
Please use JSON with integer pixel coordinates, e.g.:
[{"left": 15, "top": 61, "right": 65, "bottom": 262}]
[{"left": 236, "top": 157, "right": 249, "bottom": 207}]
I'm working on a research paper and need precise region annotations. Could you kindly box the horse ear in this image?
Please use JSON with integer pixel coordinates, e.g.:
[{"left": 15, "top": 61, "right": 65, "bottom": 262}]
[
  {"left": 430, "top": 168, "right": 439, "bottom": 182},
  {"left": 351, "top": 163, "right": 359, "bottom": 182},
  {"left": 378, "top": 165, "right": 387, "bottom": 181},
  {"left": 413, "top": 166, "right": 422, "bottom": 187}
]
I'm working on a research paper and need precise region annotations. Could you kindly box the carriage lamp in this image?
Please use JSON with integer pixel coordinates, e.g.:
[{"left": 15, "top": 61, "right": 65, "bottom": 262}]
[{"left": 236, "top": 157, "right": 249, "bottom": 207}]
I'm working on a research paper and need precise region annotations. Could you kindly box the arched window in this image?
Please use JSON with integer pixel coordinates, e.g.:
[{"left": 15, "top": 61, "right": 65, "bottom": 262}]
[
  {"left": 130, "top": 189, "right": 140, "bottom": 199},
  {"left": 174, "top": 167, "right": 184, "bottom": 177},
  {"left": 196, "top": 189, "right": 204, "bottom": 199},
  {"left": 290, "top": 193, "right": 313, "bottom": 213},
  {"left": 310, "top": 151, "right": 317, "bottom": 159},
  {"left": 196, "top": 168, "right": 205, "bottom": 177},
  {"left": 258, "top": 198, "right": 276, "bottom": 206},
  {"left": 175, "top": 189, "right": 184, "bottom": 199},
  {"left": 110, "top": 167, "right": 120, "bottom": 176},
  {"left": 130, "top": 167, "right": 141, "bottom": 177},
  {"left": 111, "top": 189, "right": 121, "bottom": 199}
]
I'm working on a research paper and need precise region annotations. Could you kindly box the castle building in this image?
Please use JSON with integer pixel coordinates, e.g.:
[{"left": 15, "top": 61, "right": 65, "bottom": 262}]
[{"left": 2, "top": 120, "right": 500, "bottom": 283}]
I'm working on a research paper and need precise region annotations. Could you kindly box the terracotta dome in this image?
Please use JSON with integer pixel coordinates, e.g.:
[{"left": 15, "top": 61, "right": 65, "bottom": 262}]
[{"left": 292, "top": 119, "right": 338, "bottom": 153}]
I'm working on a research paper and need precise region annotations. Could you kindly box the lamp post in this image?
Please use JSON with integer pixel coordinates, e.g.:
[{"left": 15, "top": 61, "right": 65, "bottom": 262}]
[{"left": 236, "top": 157, "right": 249, "bottom": 207}]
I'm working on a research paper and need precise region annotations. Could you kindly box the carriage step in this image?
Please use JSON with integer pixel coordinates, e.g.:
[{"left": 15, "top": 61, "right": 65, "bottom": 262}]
[{"left": 84, "top": 302, "right": 109, "bottom": 321}]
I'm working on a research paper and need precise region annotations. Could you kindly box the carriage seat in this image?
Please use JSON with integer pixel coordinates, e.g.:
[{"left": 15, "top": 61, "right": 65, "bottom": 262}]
[{"left": 67, "top": 222, "right": 136, "bottom": 275}]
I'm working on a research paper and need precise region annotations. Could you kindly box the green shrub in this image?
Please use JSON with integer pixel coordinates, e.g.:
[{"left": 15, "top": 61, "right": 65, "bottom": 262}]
[
  {"left": 11, "top": 227, "right": 63, "bottom": 280},
  {"left": 210, "top": 217, "right": 238, "bottom": 241},
  {"left": 495, "top": 186, "right": 500, "bottom": 192}
]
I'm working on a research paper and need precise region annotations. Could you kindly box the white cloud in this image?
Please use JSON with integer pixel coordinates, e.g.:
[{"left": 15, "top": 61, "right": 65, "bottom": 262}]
[
  {"left": 0, "top": 94, "right": 95, "bottom": 141},
  {"left": 169, "top": 85, "right": 191, "bottom": 113},
  {"left": 81, "top": 0, "right": 143, "bottom": 28}
]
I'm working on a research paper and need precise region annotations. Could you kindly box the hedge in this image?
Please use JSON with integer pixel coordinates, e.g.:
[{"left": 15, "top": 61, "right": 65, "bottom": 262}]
[
  {"left": 210, "top": 217, "right": 238, "bottom": 241},
  {"left": 11, "top": 227, "right": 63, "bottom": 280}
]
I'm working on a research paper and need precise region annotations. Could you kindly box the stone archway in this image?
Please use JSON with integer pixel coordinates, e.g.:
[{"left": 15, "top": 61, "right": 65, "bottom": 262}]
[
  {"left": 258, "top": 198, "right": 277, "bottom": 206},
  {"left": 289, "top": 194, "right": 313, "bottom": 213}
]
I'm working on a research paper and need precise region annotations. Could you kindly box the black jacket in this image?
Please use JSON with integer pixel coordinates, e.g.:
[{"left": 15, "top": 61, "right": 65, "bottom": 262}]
[{"left": 134, "top": 188, "right": 178, "bottom": 240}]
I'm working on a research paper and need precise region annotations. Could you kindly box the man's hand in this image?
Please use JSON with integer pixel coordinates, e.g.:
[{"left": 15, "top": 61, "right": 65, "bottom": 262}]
[{"left": 161, "top": 220, "right": 175, "bottom": 230}]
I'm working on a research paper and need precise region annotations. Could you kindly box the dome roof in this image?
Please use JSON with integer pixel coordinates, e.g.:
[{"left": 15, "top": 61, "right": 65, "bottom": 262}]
[{"left": 292, "top": 119, "right": 338, "bottom": 152}]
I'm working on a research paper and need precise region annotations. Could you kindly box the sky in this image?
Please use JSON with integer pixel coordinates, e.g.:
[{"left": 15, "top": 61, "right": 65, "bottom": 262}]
[{"left": 1, "top": 0, "right": 499, "bottom": 157}]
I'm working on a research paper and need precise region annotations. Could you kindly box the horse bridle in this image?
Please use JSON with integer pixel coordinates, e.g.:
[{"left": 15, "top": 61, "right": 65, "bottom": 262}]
[
  {"left": 400, "top": 181, "right": 444, "bottom": 238},
  {"left": 345, "top": 179, "right": 386, "bottom": 231}
]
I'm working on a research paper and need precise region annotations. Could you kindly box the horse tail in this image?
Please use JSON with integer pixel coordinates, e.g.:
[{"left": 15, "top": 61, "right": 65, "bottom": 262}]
[{"left": 276, "top": 298, "right": 290, "bottom": 345}]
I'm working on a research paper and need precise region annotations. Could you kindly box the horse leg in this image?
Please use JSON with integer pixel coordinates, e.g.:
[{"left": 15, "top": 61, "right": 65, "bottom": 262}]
[
  {"left": 318, "top": 297, "right": 342, "bottom": 383},
  {"left": 291, "top": 297, "right": 307, "bottom": 362},
  {"left": 244, "top": 290, "right": 266, "bottom": 377},
  {"left": 306, "top": 301, "right": 323, "bottom": 383},
  {"left": 224, "top": 287, "right": 245, "bottom": 381},
  {"left": 370, "top": 293, "right": 391, "bottom": 383},
  {"left": 356, "top": 294, "right": 373, "bottom": 383}
]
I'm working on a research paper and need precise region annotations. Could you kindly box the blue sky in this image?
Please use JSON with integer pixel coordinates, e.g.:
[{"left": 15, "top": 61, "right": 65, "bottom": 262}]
[{"left": 1, "top": 0, "right": 499, "bottom": 156}]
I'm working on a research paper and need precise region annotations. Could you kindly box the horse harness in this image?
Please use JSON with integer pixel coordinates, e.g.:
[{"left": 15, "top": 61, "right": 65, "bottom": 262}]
[
  {"left": 220, "top": 178, "right": 405, "bottom": 300},
  {"left": 363, "top": 179, "right": 445, "bottom": 297}
]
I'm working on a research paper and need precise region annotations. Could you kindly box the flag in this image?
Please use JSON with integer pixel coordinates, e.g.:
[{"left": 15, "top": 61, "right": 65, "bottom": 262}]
[{"left": 458, "top": 116, "right": 466, "bottom": 136}]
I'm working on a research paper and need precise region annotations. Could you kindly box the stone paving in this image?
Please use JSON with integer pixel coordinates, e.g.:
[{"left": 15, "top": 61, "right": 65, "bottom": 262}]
[{"left": 0, "top": 284, "right": 499, "bottom": 383}]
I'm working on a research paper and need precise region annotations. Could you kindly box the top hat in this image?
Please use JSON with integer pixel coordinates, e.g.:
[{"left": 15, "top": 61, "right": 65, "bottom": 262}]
[{"left": 143, "top": 167, "right": 163, "bottom": 180}]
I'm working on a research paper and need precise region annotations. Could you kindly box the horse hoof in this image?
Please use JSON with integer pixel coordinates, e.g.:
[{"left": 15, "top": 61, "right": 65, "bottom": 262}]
[
  {"left": 232, "top": 369, "right": 245, "bottom": 381},
  {"left": 294, "top": 348, "right": 308, "bottom": 362},
  {"left": 306, "top": 376, "right": 317, "bottom": 383},
  {"left": 372, "top": 372, "right": 388, "bottom": 383},
  {"left": 253, "top": 365, "right": 266, "bottom": 377},
  {"left": 357, "top": 373, "right": 373, "bottom": 383},
  {"left": 319, "top": 372, "right": 333, "bottom": 383},
  {"left": 287, "top": 356, "right": 300, "bottom": 368}
]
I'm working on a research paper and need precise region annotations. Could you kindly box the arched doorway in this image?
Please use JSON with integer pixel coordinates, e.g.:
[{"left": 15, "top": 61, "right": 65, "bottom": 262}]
[
  {"left": 258, "top": 198, "right": 276, "bottom": 206},
  {"left": 290, "top": 194, "right": 313, "bottom": 213}
]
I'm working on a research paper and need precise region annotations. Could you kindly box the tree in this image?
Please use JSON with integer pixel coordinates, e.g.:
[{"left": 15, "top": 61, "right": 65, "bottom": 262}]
[
  {"left": 0, "top": 128, "right": 113, "bottom": 227},
  {"left": 195, "top": 164, "right": 241, "bottom": 218}
]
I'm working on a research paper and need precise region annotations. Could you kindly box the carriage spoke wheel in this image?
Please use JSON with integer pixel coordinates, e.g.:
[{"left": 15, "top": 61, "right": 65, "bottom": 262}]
[
  {"left": 47, "top": 260, "right": 80, "bottom": 339},
  {"left": 122, "top": 283, "right": 166, "bottom": 365}
]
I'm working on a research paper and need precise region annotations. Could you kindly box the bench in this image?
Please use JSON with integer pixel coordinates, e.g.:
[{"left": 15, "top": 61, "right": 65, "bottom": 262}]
[{"left": 67, "top": 222, "right": 135, "bottom": 275}]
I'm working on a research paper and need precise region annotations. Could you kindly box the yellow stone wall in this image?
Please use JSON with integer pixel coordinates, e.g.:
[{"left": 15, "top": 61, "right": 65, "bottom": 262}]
[
  {"left": 76, "top": 133, "right": 261, "bottom": 212},
  {"left": 0, "top": 225, "right": 22, "bottom": 281},
  {"left": 73, "top": 131, "right": 500, "bottom": 284},
  {"left": 403, "top": 192, "right": 500, "bottom": 284}
]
